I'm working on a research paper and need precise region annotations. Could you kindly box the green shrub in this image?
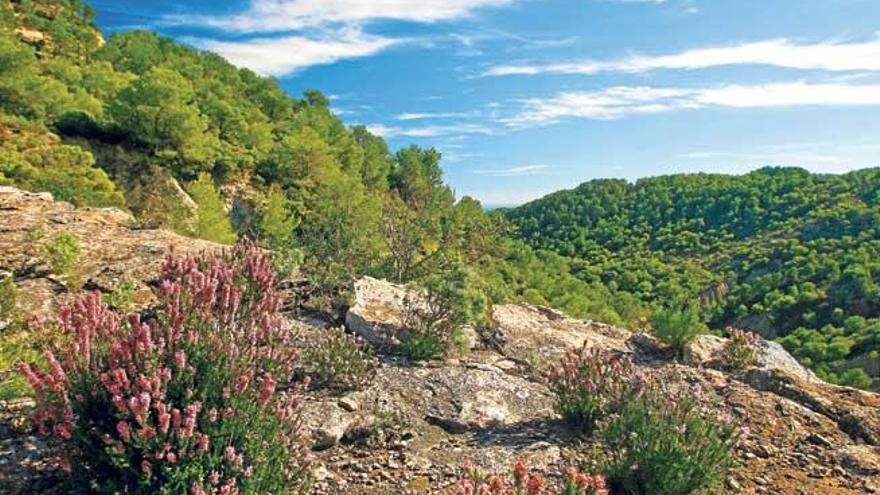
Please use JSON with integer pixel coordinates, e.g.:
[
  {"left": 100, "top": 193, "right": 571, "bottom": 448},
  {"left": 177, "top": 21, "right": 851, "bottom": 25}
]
[
  {"left": 0, "top": 275, "right": 19, "bottom": 328},
  {"left": 187, "top": 172, "right": 237, "bottom": 244},
  {"left": 601, "top": 388, "right": 738, "bottom": 495},
  {"left": 548, "top": 347, "right": 646, "bottom": 435},
  {"left": 258, "top": 185, "right": 302, "bottom": 279},
  {"left": 722, "top": 328, "right": 761, "bottom": 370},
  {"left": 42, "top": 231, "right": 80, "bottom": 275},
  {"left": 651, "top": 303, "right": 708, "bottom": 358},
  {"left": 399, "top": 330, "right": 446, "bottom": 361},
  {"left": 303, "top": 327, "right": 377, "bottom": 392},
  {"left": 101, "top": 279, "right": 138, "bottom": 313},
  {"left": 400, "top": 265, "right": 488, "bottom": 361},
  {"left": 837, "top": 368, "right": 873, "bottom": 389}
]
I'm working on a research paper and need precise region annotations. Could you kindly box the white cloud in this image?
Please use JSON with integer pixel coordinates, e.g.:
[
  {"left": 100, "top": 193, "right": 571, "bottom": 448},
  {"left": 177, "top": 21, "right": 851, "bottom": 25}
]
[
  {"left": 367, "top": 123, "right": 496, "bottom": 138},
  {"left": 172, "top": 0, "right": 517, "bottom": 34},
  {"left": 171, "top": 0, "right": 522, "bottom": 75},
  {"left": 505, "top": 81, "right": 880, "bottom": 127},
  {"left": 190, "top": 28, "right": 399, "bottom": 76},
  {"left": 395, "top": 111, "right": 473, "bottom": 121},
  {"left": 473, "top": 164, "right": 551, "bottom": 176},
  {"left": 482, "top": 37, "right": 880, "bottom": 77}
]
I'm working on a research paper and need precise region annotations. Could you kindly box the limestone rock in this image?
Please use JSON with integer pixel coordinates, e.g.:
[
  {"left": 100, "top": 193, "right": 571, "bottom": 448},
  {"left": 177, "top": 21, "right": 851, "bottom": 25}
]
[
  {"left": 489, "top": 303, "right": 631, "bottom": 367},
  {"left": 345, "top": 276, "right": 410, "bottom": 349},
  {"left": 0, "top": 186, "right": 218, "bottom": 317}
]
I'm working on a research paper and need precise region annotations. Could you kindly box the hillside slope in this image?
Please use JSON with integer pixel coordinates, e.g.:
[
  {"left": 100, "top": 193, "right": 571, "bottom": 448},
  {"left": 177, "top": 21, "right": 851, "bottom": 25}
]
[
  {"left": 506, "top": 168, "right": 880, "bottom": 388},
  {"left": 1, "top": 191, "right": 878, "bottom": 495}
]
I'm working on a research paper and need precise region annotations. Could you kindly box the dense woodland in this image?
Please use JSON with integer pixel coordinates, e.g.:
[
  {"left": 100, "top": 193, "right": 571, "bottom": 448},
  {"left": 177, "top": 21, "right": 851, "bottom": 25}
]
[
  {"left": 1, "top": 0, "right": 878, "bottom": 389},
  {"left": 506, "top": 169, "right": 880, "bottom": 388}
]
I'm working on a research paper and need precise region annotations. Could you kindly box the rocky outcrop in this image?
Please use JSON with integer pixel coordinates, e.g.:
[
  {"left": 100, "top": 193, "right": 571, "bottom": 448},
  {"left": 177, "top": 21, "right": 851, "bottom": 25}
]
[
  {"left": 330, "top": 276, "right": 880, "bottom": 494},
  {"left": 345, "top": 276, "right": 411, "bottom": 349},
  {"left": 0, "top": 186, "right": 217, "bottom": 317},
  {"left": 685, "top": 334, "right": 822, "bottom": 384}
]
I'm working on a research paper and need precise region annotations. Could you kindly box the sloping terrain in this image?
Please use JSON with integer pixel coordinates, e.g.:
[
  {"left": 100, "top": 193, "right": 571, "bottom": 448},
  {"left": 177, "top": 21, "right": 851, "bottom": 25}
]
[
  {"left": 505, "top": 168, "right": 880, "bottom": 388},
  {"left": 1, "top": 188, "right": 879, "bottom": 495}
]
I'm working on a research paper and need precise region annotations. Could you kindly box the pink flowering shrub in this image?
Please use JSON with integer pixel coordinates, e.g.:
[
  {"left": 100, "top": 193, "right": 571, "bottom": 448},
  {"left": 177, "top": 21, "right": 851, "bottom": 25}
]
[
  {"left": 450, "top": 460, "right": 609, "bottom": 495},
  {"left": 19, "top": 243, "right": 310, "bottom": 494},
  {"left": 722, "top": 328, "right": 761, "bottom": 370},
  {"left": 547, "top": 346, "right": 646, "bottom": 434}
]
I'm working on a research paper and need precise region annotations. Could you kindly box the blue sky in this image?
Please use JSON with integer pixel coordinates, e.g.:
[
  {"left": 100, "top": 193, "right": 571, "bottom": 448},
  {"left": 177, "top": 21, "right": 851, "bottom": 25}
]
[{"left": 94, "top": 0, "right": 880, "bottom": 205}]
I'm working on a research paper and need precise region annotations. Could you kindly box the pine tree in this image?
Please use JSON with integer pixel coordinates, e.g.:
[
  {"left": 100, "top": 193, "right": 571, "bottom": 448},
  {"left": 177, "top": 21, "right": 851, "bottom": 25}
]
[{"left": 187, "top": 173, "right": 236, "bottom": 244}]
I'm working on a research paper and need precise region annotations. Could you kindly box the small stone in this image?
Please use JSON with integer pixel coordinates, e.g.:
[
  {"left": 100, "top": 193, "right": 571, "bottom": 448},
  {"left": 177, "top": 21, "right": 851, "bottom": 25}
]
[
  {"left": 338, "top": 397, "right": 359, "bottom": 412},
  {"left": 805, "top": 433, "right": 833, "bottom": 449},
  {"left": 313, "top": 465, "right": 332, "bottom": 481},
  {"left": 727, "top": 477, "right": 742, "bottom": 491}
]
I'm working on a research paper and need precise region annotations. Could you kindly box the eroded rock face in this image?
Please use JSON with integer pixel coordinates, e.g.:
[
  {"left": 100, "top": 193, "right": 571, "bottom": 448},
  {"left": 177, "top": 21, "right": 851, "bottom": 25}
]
[
  {"left": 345, "top": 276, "right": 411, "bottom": 350},
  {"left": 685, "top": 333, "right": 822, "bottom": 384},
  {"left": 0, "top": 187, "right": 218, "bottom": 316},
  {"left": 490, "top": 303, "right": 632, "bottom": 367}
]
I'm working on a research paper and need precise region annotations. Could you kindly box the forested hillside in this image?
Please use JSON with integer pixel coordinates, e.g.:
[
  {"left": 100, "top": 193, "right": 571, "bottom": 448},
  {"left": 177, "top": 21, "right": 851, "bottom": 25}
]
[
  {"left": 0, "top": 1, "right": 635, "bottom": 329},
  {"left": 507, "top": 168, "right": 880, "bottom": 388}
]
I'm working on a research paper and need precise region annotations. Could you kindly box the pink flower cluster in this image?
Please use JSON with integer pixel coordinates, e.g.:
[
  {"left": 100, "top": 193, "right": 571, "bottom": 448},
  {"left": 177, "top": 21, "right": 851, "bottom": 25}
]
[
  {"left": 451, "top": 460, "right": 608, "bottom": 495},
  {"left": 18, "top": 243, "right": 307, "bottom": 493},
  {"left": 547, "top": 345, "right": 649, "bottom": 433}
]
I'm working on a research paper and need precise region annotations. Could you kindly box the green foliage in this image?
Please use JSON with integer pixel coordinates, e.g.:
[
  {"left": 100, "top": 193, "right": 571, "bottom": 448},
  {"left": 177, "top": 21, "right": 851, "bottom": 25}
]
[
  {"left": 507, "top": 167, "right": 880, "bottom": 389},
  {"left": 102, "top": 280, "right": 138, "bottom": 313},
  {"left": 302, "top": 327, "right": 377, "bottom": 392},
  {"left": 259, "top": 185, "right": 298, "bottom": 247},
  {"left": 42, "top": 231, "right": 81, "bottom": 275},
  {"left": 108, "top": 66, "right": 216, "bottom": 165},
  {"left": 601, "top": 391, "right": 738, "bottom": 495},
  {"left": 651, "top": 304, "right": 708, "bottom": 357},
  {"left": 400, "top": 264, "right": 488, "bottom": 361},
  {"left": 0, "top": 116, "right": 125, "bottom": 208},
  {"left": 258, "top": 185, "right": 301, "bottom": 277},
  {"left": 187, "top": 173, "right": 237, "bottom": 244},
  {"left": 0, "top": 275, "right": 19, "bottom": 328},
  {"left": 837, "top": 368, "right": 873, "bottom": 389}
]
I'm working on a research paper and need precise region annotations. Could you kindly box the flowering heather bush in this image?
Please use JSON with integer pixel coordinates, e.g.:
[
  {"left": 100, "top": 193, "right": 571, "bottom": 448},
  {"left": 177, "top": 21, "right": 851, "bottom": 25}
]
[
  {"left": 302, "top": 326, "right": 377, "bottom": 392},
  {"left": 723, "top": 328, "right": 761, "bottom": 370},
  {"left": 450, "top": 460, "right": 609, "bottom": 495},
  {"left": 18, "top": 243, "right": 311, "bottom": 494},
  {"left": 600, "top": 384, "right": 739, "bottom": 495},
  {"left": 548, "top": 346, "right": 646, "bottom": 434}
]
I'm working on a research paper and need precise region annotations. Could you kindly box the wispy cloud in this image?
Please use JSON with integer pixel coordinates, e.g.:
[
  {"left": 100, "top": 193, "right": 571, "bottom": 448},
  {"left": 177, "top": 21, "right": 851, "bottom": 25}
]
[
  {"left": 394, "top": 111, "right": 474, "bottom": 121},
  {"left": 170, "top": 0, "right": 517, "bottom": 34},
  {"left": 172, "top": 0, "right": 521, "bottom": 76},
  {"left": 481, "top": 37, "right": 880, "bottom": 77},
  {"left": 189, "top": 28, "right": 400, "bottom": 76},
  {"left": 473, "top": 164, "right": 551, "bottom": 176},
  {"left": 367, "top": 123, "right": 496, "bottom": 138},
  {"left": 505, "top": 81, "right": 880, "bottom": 127}
]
